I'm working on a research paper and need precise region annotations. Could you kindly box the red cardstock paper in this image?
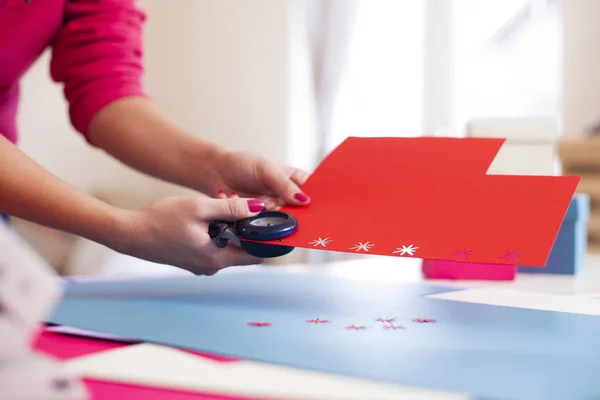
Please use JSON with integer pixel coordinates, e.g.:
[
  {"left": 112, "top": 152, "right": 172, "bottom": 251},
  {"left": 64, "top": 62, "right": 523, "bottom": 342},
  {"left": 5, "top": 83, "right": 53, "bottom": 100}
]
[{"left": 259, "top": 137, "right": 580, "bottom": 266}]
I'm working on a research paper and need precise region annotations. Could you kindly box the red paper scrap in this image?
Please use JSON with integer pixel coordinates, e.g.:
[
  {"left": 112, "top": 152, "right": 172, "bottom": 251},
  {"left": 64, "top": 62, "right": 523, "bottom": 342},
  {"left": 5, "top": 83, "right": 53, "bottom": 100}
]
[
  {"left": 247, "top": 322, "right": 271, "bottom": 327},
  {"left": 375, "top": 317, "right": 396, "bottom": 323},
  {"left": 256, "top": 137, "right": 579, "bottom": 266},
  {"left": 413, "top": 318, "right": 436, "bottom": 323},
  {"left": 306, "top": 318, "right": 330, "bottom": 324},
  {"left": 346, "top": 324, "right": 367, "bottom": 330},
  {"left": 383, "top": 324, "right": 405, "bottom": 330}
]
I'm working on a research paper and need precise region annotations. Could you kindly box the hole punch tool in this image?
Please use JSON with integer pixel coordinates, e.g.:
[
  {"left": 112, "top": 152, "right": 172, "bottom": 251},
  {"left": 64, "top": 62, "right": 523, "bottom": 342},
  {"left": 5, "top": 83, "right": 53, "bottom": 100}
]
[{"left": 208, "top": 210, "right": 298, "bottom": 258}]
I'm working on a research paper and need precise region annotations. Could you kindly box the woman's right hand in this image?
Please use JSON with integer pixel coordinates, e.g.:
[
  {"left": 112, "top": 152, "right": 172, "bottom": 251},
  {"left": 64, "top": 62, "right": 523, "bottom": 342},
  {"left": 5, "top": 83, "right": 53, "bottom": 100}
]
[
  {"left": 111, "top": 196, "right": 267, "bottom": 275},
  {"left": 0, "top": 135, "right": 261, "bottom": 276}
]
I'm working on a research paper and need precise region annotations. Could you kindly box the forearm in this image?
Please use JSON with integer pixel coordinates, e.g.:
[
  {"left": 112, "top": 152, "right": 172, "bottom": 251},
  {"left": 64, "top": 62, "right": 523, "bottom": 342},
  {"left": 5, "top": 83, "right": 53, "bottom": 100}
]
[
  {"left": 0, "top": 136, "right": 129, "bottom": 246},
  {"left": 88, "top": 97, "right": 227, "bottom": 195}
]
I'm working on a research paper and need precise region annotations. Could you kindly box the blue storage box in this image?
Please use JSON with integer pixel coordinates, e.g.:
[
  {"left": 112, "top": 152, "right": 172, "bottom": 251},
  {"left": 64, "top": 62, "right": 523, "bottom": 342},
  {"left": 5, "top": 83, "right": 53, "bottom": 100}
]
[{"left": 519, "top": 193, "right": 590, "bottom": 275}]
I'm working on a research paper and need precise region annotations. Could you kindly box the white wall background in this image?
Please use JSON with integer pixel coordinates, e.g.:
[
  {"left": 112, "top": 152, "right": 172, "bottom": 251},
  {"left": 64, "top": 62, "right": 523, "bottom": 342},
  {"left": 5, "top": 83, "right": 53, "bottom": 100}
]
[
  {"left": 17, "top": 0, "right": 317, "bottom": 207},
  {"left": 17, "top": 0, "right": 599, "bottom": 201},
  {"left": 561, "top": 0, "right": 600, "bottom": 136},
  {"left": 12, "top": 0, "right": 600, "bottom": 273}
]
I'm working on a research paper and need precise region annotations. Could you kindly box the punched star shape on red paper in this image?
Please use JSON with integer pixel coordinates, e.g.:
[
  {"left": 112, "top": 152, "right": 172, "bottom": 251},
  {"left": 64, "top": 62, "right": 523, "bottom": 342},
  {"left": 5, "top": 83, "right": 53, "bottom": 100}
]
[
  {"left": 308, "top": 238, "right": 332, "bottom": 247},
  {"left": 256, "top": 137, "right": 579, "bottom": 266},
  {"left": 393, "top": 245, "right": 419, "bottom": 256},
  {"left": 500, "top": 249, "right": 522, "bottom": 262},
  {"left": 350, "top": 241, "right": 374, "bottom": 252},
  {"left": 454, "top": 248, "right": 472, "bottom": 261}
]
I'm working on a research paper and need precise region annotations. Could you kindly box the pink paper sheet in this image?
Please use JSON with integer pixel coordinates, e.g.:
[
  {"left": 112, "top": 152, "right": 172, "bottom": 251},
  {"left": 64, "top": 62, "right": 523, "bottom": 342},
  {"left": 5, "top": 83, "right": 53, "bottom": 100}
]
[
  {"left": 34, "top": 330, "right": 255, "bottom": 400},
  {"left": 35, "top": 329, "right": 237, "bottom": 362},
  {"left": 85, "top": 379, "right": 256, "bottom": 400},
  {"left": 34, "top": 330, "right": 129, "bottom": 360}
]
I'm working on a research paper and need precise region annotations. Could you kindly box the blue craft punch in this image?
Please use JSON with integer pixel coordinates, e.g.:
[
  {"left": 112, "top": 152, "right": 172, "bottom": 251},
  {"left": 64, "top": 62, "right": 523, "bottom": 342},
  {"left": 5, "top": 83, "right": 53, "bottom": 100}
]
[
  {"left": 519, "top": 193, "right": 590, "bottom": 275},
  {"left": 208, "top": 210, "right": 298, "bottom": 258}
]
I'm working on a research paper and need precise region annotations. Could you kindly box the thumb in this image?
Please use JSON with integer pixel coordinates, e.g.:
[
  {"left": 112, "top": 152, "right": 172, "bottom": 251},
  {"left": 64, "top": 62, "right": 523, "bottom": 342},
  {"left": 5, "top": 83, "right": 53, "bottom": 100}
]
[
  {"left": 262, "top": 168, "right": 311, "bottom": 206},
  {"left": 205, "top": 197, "right": 266, "bottom": 221}
]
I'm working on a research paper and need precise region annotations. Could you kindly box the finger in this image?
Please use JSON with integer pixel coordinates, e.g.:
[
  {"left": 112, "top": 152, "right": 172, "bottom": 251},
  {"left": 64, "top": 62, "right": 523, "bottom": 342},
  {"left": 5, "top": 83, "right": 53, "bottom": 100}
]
[
  {"left": 213, "top": 245, "right": 265, "bottom": 269},
  {"left": 289, "top": 168, "right": 311, "bottom": 187},
  {"left": 259, "top": 164, "right": 311, "bottom": 206},
  {"left": 203, "top": 197, "right": 266, "bottom": 221},
  {"left": 190, "top": 267, "right": 219, "bottom": 276},
  {"left": 262, "top": 196, "right": 283, "bottom": 210},
  {"left": 215, "top": 190, "right": 227, "bottom": 199},
  {"left": 230, "top": 192, "right": 239, "bottom": 198}
]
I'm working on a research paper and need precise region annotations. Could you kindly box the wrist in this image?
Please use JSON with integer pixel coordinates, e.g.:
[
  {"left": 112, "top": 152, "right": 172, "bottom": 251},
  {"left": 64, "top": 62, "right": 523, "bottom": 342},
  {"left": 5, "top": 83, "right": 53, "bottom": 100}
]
[
  {"left": 79, "top": 204, "right": 137, "bottom": 251},
  {"left": 181, "top": 137, "right": 230, "bottom": 194}
]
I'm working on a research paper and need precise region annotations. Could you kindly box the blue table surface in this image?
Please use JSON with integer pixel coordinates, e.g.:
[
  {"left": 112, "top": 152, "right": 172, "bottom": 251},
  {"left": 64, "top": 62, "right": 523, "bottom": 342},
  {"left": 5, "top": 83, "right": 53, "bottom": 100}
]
[{"left": 49, "top": 271, "right": 600, "bottom": 400}]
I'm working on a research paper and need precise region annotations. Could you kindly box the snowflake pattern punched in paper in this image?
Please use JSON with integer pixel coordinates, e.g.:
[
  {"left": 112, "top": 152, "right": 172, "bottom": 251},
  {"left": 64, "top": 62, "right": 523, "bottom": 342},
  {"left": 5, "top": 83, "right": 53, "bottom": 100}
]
[
  {"left": 350, "top": 241, "right": 374, "bottom": 252},
  {"left": 500, "top": 249, "right": 522, "bottom": 262},
  {"left": 307, "top": 318, "right": 330, "bottom": 324},
  {"left": 393, "top": 244, "right": 419, "bottom": 256},
  {"left": 308, "top": 238, "right": 332, "bottom": 248},
  {"left": 453, "top": 248, "right": 472, "bottom": 261},
  {"left": 248, "top": 322, "right": 271, "bottom": 327}
]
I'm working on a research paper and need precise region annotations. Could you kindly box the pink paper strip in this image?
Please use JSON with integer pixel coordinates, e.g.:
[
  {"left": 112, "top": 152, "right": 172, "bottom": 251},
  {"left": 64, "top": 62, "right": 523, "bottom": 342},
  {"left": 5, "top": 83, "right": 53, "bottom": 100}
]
[
  {"left": 34, "top": 330, "right": 253, "bottom": 400},
  {"left": 422, "top": 259, "right": 516, "bottom": 280},
  {"left": 85, "top": 379, "right": 260, "bottom": 400},
  {"left": 34, "top": 329, "right": 237, "bottom": 362}
]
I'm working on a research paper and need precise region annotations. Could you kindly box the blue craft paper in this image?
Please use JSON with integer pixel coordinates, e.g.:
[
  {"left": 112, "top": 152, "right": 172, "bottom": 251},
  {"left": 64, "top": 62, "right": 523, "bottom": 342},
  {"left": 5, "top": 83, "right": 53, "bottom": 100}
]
[
  {"left": 61, "top": 271, "right": 455, "bottom": 313},
  {"left": 49, "top": 271, "right": 600, "bottom": 400}
]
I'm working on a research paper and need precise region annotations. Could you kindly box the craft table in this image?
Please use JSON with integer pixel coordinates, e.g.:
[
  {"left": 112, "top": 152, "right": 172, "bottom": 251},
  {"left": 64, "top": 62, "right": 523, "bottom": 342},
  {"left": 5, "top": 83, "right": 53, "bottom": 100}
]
[
  {"left": 35, "top": 254, "right": 600, "bottom": 400},
  {"left": 3, "top": 135, "right": 585, "bottom": 398}
]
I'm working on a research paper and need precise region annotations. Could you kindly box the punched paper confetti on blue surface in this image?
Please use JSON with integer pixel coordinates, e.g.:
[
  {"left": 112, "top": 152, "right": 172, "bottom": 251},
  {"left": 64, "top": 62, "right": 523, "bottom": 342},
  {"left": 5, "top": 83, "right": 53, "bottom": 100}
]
[{"left": 48, "top": 271, "right": 600, "bottom": 400}]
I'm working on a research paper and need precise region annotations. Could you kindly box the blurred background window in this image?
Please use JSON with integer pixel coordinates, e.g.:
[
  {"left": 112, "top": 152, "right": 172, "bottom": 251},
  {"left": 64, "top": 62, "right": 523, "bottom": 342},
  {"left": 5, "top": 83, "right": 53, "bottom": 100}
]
[
  {"left": 326, "top": 0, "right": 560, "bottom": 154},
  {"left": 15, "top": 0, "right": 592, "bottom": 272},
  {"left": 453, "top": 0, "right": 560, "bottom": 133},
  {"left": 327, "top": 1, "right": 425, "bottom": 152}
]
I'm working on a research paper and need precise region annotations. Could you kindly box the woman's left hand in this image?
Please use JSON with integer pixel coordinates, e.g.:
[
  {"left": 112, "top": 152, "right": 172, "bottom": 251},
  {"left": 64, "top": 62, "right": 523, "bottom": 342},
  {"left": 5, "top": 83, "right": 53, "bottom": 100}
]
[{"left": 214, "top": 151, "right": 311, "bottom": 209}]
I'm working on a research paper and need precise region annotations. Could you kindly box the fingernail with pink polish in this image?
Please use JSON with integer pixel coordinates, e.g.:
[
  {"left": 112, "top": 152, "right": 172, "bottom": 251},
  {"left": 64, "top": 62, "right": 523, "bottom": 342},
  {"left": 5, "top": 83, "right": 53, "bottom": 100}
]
[
  {"left": 294, "top": 192, "right": 310, "bottom": 202},
  {"left": 231, "top": 192, "right": 238, "bottom": 196},
  {"left": 217, "top": 190, "right": 225, "bottom": 195},
  {"left": 247, "top": 199, "right": 265, "bottom": 212}
]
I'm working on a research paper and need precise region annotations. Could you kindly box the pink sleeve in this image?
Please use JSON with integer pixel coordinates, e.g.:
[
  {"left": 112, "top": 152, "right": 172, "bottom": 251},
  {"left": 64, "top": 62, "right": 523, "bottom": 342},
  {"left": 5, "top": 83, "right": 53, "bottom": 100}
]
[{"left": 50, "top": 0, "right": 148, "bottom": 139}]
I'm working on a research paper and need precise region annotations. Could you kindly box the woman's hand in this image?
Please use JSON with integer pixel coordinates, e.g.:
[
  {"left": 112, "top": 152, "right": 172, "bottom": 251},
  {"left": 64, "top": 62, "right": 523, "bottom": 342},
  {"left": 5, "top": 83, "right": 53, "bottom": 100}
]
[
  {"left": 87, "top": 98, "right": 312, "bottom": 209},
  {"left": 215, "top": 151, "right": 311, "bottom": 210},
  {"left": 111, "top": 195, "right": 267, "bottom": 275},
  {"left": 0, "top": 135, "right": 264, "bottom": 276}
]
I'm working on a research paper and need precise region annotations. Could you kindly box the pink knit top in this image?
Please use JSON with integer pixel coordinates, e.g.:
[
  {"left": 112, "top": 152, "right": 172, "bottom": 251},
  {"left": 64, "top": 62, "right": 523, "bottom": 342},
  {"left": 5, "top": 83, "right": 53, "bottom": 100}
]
[{"left": 0, "top": 0, "right": 146, "bottom": 143}]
